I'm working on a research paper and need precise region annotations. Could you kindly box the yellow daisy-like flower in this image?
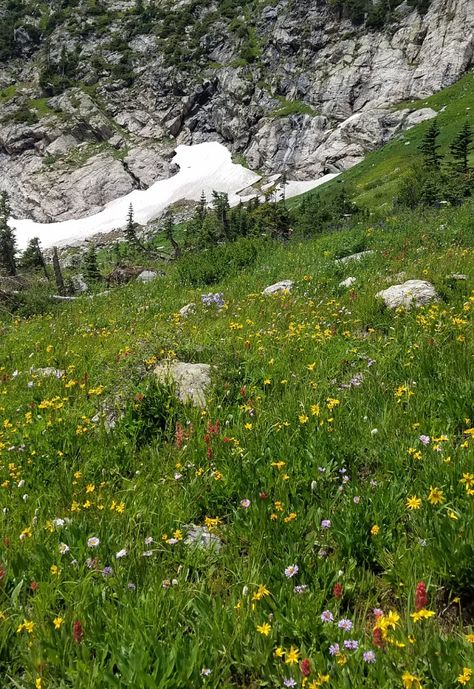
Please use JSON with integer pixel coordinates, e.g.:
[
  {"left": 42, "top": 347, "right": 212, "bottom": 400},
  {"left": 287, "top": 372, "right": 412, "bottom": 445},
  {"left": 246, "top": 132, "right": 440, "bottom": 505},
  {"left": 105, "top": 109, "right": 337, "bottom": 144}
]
[
  {"left": 427, "top": 487, "right": 445, "bottom": 505},
  {"left": 410, "top": 609, "right": 435, "bottom": 623},
  {"left": 274, "top": 646, "right": 285, "bottom": 658},
  {"left": 402, "top": 671, "right": 422, "bottom": 689},
  {"left": 406, "top": 496, "right": 422, "bottom": 510},
  {"left": 256, "top": 622, "right": 271, "bottom": 636},
  {"left": 371, "top": 524, "right": 380, "bottom": 536},
  {"left": 465, "top": 634, "right": 474, "bottom": 644},
  {"left": 458, "top": 668, "right": 473, "bottom": 685},
  {"left": 53, "top": 616, "right": 63, "bottom": 630},
  {"left": 285, "top": 646, "right": 300, "bottom": 665}
]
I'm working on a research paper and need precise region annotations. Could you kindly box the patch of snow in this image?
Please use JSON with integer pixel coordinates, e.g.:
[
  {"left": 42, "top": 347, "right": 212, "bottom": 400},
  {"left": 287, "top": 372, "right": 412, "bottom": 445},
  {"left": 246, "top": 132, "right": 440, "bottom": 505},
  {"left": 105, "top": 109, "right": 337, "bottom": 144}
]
[{"left": 12, "top": 142, "right": 338, "bottom": 250}]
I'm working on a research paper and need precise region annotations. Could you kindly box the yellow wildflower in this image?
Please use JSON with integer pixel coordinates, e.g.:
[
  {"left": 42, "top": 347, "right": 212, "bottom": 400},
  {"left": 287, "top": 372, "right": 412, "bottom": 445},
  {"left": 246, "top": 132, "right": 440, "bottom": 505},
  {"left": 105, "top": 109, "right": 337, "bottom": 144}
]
[
  {"left": 406, "top": 496, "right": 422, "bottom": 510},
  {"left": 427, "top": 487, "right": 445, "bottom": 505},
  {"left": 256, "top": 622, "right": 271, "bottom": 636},
  {"left": 285, "top": 646, "right": 299, "bottom": 665}
]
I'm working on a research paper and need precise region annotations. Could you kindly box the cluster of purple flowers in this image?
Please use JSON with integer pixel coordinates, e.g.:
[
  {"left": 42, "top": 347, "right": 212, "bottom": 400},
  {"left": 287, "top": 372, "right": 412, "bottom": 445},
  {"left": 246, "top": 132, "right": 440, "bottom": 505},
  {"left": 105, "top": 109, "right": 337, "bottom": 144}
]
[
  {"left": 322, "top": 611, "right": 376, "bottom": 663},
  {"left": 201, "top": 292, "right": 225, "bottom": 308}
]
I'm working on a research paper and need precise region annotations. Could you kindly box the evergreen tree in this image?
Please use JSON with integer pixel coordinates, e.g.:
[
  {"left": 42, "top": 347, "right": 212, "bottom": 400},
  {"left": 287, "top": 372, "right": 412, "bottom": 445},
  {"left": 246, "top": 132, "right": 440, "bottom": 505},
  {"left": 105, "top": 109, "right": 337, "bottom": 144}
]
[
  {"left": 125, "top": 203, "right": 140, "bottom": 248},
  {"left": 450, "top": 122, "right": 472, "bottom": 174},
  {"left": 0, "top": 191, "right": 17, "bottom": 276},
  {"left": 212, "top": 191, "right": 231, "bottom": 241},
  {"left": 52, "top": 246, "right": 65, "bottom": 295},
  {"left": 20, "top": 237, "right": 49, "bottom": 278},
  {"left": 163, "top": 210, "right": 181, "bottom": 260},
  {"left": 419, "top": 119, "right": 442, "bottom": 170},
  {"left": 83, "top": 245, "right": 101, "bottom": 283}
]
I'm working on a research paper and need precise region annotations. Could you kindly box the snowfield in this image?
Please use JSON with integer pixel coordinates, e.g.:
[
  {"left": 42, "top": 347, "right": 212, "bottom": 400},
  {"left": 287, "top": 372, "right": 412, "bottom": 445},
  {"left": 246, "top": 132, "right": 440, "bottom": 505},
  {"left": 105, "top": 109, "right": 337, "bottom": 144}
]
[{"left": 11, "top": 142, "right": 338, "bottom": 250}]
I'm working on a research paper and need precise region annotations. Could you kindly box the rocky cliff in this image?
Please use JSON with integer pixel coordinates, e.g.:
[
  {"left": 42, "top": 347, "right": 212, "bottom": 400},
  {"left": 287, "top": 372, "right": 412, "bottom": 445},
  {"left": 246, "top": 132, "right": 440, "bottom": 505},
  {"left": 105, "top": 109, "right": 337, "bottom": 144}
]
[{"left": 0, "top": 0, "right": 473, "bottom": 222}]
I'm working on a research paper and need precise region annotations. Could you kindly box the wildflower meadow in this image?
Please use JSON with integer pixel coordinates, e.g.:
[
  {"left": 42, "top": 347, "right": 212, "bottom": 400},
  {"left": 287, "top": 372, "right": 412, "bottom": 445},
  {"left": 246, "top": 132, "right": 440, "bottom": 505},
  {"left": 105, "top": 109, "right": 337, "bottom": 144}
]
[{"left": 0, "top": 203, "right": 473, "bottom": 688}]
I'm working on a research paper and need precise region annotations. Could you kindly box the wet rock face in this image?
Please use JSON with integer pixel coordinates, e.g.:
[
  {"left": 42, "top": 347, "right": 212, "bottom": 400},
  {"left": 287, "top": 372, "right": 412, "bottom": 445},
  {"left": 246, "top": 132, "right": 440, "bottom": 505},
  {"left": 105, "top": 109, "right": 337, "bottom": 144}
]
[{"left": 0, "top": 0, "right": 473, "bottom": 221}]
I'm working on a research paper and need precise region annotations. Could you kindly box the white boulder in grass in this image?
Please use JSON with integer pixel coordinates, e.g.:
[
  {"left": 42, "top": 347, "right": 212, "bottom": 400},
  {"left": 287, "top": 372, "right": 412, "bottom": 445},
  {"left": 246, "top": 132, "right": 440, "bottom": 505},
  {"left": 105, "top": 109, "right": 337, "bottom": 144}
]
[
  {"left": 262, "top": 280, "right": 294, "bottom": 295},
  {"left": 179, "top": 303, "right": 196, "bottom": 318},
  {"left": 376, "top": 280, "right": 438, "bottom": 309},
  {"left": 154, "top": 361, "right": 211, "bottom": 408},
  {"left": 136, "top": 270, "right": 158, "bottom": 283},
  {"left": 339, "top": 277, "right": 356, "bottom": 288}
]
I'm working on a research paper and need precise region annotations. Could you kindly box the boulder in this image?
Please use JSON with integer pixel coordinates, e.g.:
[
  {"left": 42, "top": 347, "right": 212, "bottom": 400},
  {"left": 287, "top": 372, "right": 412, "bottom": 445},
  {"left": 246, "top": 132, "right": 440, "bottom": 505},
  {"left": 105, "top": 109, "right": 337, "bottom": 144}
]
[
  {"left": 376, "top": 280, "right": 438, "bottom": 309},
  {"left": 154, "top": 361, "right": 211, "bottom": 407},
  {"left": 184, "top": 525, "right": 222, "bottom": 551},
  {"left": 339, "top": 276, "right": 356, "bottom": 288},
  {"left": 262, "top": 280, "right": 294, "bottom": 295}
]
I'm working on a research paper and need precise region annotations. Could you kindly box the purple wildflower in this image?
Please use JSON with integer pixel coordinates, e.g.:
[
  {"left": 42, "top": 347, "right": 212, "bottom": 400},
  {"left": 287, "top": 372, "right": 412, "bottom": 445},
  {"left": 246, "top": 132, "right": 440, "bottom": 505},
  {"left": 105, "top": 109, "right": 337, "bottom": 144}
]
[
  {"left": 419, "top": 434, "right": 430, "bottom": 445},
  {"left": 321, "top": 519, "right": 331, "bottom": 529},
  {"left": 363, "top": 650, "right": 376, "bottom": 663},
  {"left": 328, "top": 643, "right": 340, "bottom": 656},
  {"left": 344, "top": 639, "right": 359, "bottom": 651},
  {"left": 338, "top": 618, "right": 353, "bottom": 632},
  {"left": 321, "top": 610, "right": 334, "bottom": 623},
  {"left": 284, "top": 564, "right": 299, "bottom": 578}
]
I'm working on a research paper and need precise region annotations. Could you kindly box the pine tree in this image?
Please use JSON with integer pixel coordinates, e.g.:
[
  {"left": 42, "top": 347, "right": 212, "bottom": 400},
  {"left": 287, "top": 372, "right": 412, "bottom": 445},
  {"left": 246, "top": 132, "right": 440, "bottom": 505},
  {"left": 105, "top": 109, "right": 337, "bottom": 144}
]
[
  {"left": 52, "top": 246, "right": 65, "bottom": 294},
  {"left": 125, "top": 203, "right": 140, "bottom": 248},
  {"left": 419, "top": 119, "right": 442, "bottom": 170},
  {"left": 163, "top": 210, "right": 181, "bottom": 260},
  {"left": 83, "top": 245, "right": 101, "bottom": 283},
  {"left": 20, "top": 237, "right": 49, "bottom": 278},
  {"left": 0, "top": 191, "right": 17, "bottom": 276},
  {"left": 450, "top": 122, "right": 472, "bottom": 174}
]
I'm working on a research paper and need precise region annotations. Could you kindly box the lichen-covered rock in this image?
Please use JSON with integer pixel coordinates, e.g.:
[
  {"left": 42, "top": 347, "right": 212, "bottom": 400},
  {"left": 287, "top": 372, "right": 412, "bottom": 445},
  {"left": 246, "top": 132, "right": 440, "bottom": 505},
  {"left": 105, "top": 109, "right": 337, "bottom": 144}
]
[
  {"left": 376, "top": 280, "right": 438, "bottom": 309},
  {"left": 262, "top": 280, "right": 294, "bottom": 295},
  {"left": 154, "top": 361, "right": 212, "bottom": 407}
]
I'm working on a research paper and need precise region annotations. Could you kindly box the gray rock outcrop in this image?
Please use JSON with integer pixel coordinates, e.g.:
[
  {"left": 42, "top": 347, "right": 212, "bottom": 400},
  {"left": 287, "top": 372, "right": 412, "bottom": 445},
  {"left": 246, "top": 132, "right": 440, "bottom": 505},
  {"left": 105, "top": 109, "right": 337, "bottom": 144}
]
[
  {"left": 262, "top": 280, "right": 294, "bottom": 295},
  {"left": 1, "top": 0, "right": 473, "bottom": 221}
]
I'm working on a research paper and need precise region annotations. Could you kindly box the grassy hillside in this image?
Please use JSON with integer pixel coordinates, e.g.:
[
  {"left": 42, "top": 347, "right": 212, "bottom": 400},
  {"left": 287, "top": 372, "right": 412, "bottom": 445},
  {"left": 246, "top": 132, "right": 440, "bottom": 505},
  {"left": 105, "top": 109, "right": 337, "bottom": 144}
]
[
  {"left": 292, "top": 71, "right": 474, "bottom": 212},
  {"left": 0, "top": 195, "right": 473, "bottom": 686}
]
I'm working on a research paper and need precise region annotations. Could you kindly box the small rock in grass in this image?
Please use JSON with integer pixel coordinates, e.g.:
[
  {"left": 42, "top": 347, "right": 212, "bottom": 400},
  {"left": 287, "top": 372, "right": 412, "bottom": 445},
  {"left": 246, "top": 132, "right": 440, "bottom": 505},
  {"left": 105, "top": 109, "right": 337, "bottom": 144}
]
[
  {"left": 339, "top": 277, "right": 356, "bottom": 288},
  {"left": 262, "top": 280, "right": 294, "bottom": 295},
  {"left": 448, "top": 273, "right": 468, "bottom": 281},
  {"left": 184, "top": 525, "right": 222, "bottom": 551},
  {"left": 154, "top": 361, "right": 211, "bottom": 408},
  {"left": 336, "top": 251, "right": 374, "bottom": 265},
  {"left": 376, "top": 280, "right": 438, "bottom": 309},
  {"left": 136, "top": 270, "right": 158, "bottom": 283},
  {"left": 32, "top": 367, "right": 64, "bottom": 379},
  {"left": 179, "top": 303, "right": 196, "bottom": 318}
]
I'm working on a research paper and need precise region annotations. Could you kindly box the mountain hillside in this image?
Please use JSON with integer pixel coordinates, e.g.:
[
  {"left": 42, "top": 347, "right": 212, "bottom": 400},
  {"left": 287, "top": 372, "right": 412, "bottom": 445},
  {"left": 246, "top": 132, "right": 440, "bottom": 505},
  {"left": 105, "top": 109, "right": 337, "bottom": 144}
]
[{"left": 1, "top": 0, "right": 473, "bottom": 224}]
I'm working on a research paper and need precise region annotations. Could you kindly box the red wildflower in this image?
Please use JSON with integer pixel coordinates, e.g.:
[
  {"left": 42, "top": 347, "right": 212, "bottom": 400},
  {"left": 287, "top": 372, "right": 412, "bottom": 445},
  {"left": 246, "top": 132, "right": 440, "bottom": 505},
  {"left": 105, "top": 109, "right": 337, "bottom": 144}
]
[
  {"left": 206, "top": 446, "right": 213, "bottom": 459},
  {"left": 332, "top": 582, "right": 343, "bottom": 599},
  {"left": 300, "top": 658, "right": 311, "bottom": 677},
  {"left": 259, "top": 492, "right": 268, "bottom": 500},
  {"left": 415, "top": 581, "right": 428, "bottom": 611},
  {"left": 372, "top": 626, "right": 384, "bottom": 648},
  {"left": 73, "top": 620, "right": 84, "bottom": 644},
  {"left": 30, "top": 581, "right": 39, "bottom": 591}
]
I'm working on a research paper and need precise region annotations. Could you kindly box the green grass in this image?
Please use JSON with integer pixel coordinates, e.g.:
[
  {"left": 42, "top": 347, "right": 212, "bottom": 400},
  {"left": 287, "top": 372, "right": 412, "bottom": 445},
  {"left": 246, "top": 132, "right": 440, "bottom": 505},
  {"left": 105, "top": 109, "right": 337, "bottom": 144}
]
[
  {"left": 0, "top": 197, "right": 473, "bottom": 687},
  {"left": 292, "top": 71, "right": 474, "bottom": 212},
  {"left": 271, "top": 97, "right": 316, "bottom": 118}
]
